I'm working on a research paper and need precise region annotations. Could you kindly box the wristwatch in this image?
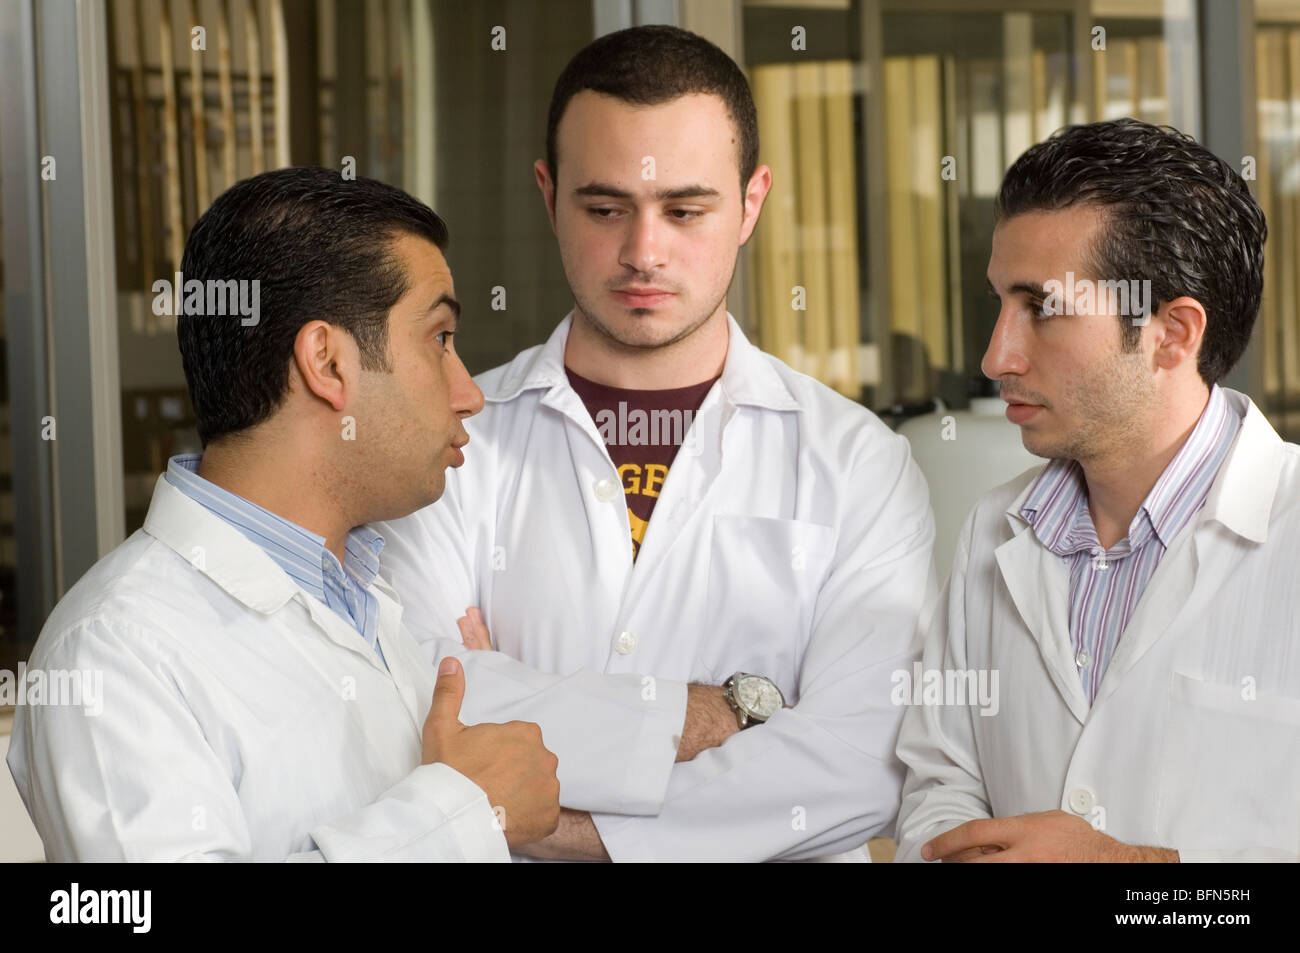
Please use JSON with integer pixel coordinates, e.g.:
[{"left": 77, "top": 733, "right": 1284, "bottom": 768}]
[{"left": 722, "top": 672, "right": 785, "bottom": 729}]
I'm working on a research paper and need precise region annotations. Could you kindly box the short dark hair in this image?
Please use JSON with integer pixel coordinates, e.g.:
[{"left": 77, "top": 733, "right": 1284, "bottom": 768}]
[
  {"left": 177, "top": 167, "right": 449, "bottom": 446},
  {"left": 545, "top": 25, "right": 759, "bottom": 192},
  {"left": 995, "top": 118, "right": 1266, "bottom": 386}
]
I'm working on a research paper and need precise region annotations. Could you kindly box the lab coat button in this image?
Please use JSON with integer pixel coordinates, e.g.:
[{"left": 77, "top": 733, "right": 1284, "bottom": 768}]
[
  {"left": 595, "top": 478, "right": 620, "bottom": 502},
  {"left": 1067, "top": 787, "right": 1096, "bottom": 814},
  {"left": 615, "top": 631, "right": 637, "bottom": 654}
]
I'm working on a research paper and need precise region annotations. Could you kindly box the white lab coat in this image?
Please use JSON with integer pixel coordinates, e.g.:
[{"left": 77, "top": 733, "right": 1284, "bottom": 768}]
[
  {"left": 377, "top": 313, "right": 936, "bottom": 861},
  {"left": 895, "top": 389, "right": 1300, "bottom": 862},
  {"left": 6, "top": 475, "right": 511, "bottom": 862}
]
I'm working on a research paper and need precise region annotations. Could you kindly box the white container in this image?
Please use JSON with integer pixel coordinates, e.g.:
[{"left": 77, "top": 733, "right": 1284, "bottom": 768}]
[{"left": 898, "top": 397, "right": 1042, "bottom": 582}]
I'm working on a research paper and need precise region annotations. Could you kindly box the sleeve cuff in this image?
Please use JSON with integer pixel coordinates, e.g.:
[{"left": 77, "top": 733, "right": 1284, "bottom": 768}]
[
  {"left": 613, "top": 678, "right": 689, "bottom": 816},
  {"left": 309, "top": 763, "right": 510, "bottom": 862},
  {"left": 589, "top": 810, "right": 654, "bottom": 863},
  {"left": 416, "top": 763, "right": 512, "bottom": 862}
]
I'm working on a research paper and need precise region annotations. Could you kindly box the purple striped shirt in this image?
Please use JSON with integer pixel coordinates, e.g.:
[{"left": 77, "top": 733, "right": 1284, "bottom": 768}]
[{"left": 1019, "top": 385, "right": 1240, "bottom": 704}]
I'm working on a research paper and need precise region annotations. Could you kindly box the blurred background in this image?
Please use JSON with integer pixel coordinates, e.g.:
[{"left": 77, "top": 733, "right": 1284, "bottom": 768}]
[{"left": 2, "top": 0, "right": 1299, "bottom": 857}]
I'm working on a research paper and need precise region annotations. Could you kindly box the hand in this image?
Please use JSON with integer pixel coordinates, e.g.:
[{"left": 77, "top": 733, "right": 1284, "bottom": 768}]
[
  {"left": 458, "top": 606, "right": 493, "bottom": 650},
  {"left": 922, "top": 810, "right": 1179, "bottom": 862},
  {"left": 422, "top": 657, "right": 560, "bottom": 847}
]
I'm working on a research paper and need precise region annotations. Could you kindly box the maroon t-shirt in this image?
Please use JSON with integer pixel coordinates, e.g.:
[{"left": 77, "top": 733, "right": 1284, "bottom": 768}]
[{"left": 567, "top": 368, "right": 720, "bottom": 560}]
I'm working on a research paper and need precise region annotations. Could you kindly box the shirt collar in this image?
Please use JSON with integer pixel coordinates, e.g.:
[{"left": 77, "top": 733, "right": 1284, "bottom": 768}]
[
  {"left": 164, "top": 454, "right": 385, "bottom": 602},
  {"left": 1018, "top": 457, "right": 1090, "bottom": 554},
  {"left": 479, "top": 311, "right": 802, "bottom": 413},
  {"left": 1140, "top": 384, "right": 1237, "bottom": 546}
]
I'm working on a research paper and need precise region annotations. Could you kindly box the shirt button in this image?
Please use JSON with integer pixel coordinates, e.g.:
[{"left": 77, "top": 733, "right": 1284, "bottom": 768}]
[
  {"left": 614, "top": 631, "right": 637, "bottom": 655},
  {"left": 594, "top": 478, "right": 620, "bottom": 502},
  {"left": 1075, "top": 650, "right": 1092, "bottom": 668},
  {"left": 1067, "top": 787, "right": 1096, "bottom": 815}
]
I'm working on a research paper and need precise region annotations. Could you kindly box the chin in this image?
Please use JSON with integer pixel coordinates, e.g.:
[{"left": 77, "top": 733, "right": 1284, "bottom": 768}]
[
  {"left": 618, "top": 313, "right": 706, "bottom": 349},
  {"left": 1019, "top": 432, "right": 1059, "bottom": 460}
]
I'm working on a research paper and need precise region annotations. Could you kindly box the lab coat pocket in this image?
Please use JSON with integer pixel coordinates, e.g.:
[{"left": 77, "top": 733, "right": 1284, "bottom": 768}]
[
  {"left": 698, "top": 515, "right": 835, "bottom": 697},
  {"left": 1156, "top": 671, "right": 1300, "bottom": 851}
]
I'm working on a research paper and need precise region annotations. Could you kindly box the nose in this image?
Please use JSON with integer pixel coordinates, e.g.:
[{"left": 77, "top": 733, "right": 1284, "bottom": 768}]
[
  {"left": 981, "top": 306, "right": 1030, "bottom": 381},
  {"left": 448, "top": 350, "right": 485, "bottom": 418},
  {"left": 619, "top": 208, "right": 667, "bottom": 274}
]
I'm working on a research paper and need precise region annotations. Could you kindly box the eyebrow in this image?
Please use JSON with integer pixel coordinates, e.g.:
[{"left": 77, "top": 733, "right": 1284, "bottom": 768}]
[
  {"left": 573, "top": 182, "right": 722, "bottom": 201},
  {"left": 987, "top": 277, "right": 1047, "bottom": 298},
  {"left": 423, "top": 293, "right": 461, "bottom": 328}
]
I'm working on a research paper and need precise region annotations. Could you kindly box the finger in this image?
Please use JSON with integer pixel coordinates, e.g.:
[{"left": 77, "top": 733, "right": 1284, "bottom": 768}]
[
  {"left": 458, "top": 614, "right": 491, "bottom": 651},
  {"left": 428, "top": 656, "right": 466, "bottom": 730},
  {"left": 940, "top": 846, "right": 996, "bottom": 863},
  {"left": 924, "top": 818, "right": 1011, "bottom": 861},
  {"left": 467, "top": 607, "right": 493, "bottom": 651},
  {"left": 966, "top": 849, "right": 1016, "bottom": 863},
  {"left": 457, "top": 616, "right": 480, "bottom": 649}
]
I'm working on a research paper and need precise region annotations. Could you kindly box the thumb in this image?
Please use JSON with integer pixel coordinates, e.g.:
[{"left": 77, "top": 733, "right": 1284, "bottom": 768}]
[{"left": 428, "top": 656, "right": 466, "bottom": 732}]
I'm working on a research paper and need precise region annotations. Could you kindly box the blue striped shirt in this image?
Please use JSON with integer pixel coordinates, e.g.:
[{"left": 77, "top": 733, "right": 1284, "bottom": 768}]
[
  {"left": 1020, "top": 385, "right": 1239, "bottom": 704},
  {"left": 165, "top": 454, "right": 387, "bottom": 666}
]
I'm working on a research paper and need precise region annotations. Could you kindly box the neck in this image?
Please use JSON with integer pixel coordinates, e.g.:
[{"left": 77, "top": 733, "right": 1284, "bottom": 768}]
[
  {"left": 564, "top": 306, "right": 729, "bottom": 389},
  {"left": 196, "top": 429, "right": 352, "bottom": 564},
  {"left": 1080, "top": 385, "right": 1211, "bottom": 549}
]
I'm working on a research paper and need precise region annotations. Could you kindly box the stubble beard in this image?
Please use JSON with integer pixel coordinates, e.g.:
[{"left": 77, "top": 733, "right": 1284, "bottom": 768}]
[
  {"left": 570, "top": 281, "right": 729, "bottom": 354},
  {"left": 1027, "top": 346, "right": 1157, "bottom": 464}
]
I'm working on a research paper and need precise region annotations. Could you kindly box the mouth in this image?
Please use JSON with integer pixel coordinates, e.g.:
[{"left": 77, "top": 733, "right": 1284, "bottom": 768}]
[
  {"left": 1003, "top": 399, "right": 1044, "bottom": 425},
  {"left": 612, "top": 287, "right": 675, "bottom": 308},
  {"left": 449, "top": 437, "right": 468, "bottom": 467}
]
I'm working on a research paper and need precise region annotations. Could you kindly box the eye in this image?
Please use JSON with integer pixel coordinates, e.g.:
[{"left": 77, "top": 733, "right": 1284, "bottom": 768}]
[
  {"left": 434, "top": 329, "right": 455, "bottom": 350},
  {"left": 1029, "top": 298, "right": 1053, "bottom": 321},
  {"left": 587, "top": 207, "right": 620, "bottom": 219},
  {"left": 669, "top": 208, "right": 703, "bottom": 221}
]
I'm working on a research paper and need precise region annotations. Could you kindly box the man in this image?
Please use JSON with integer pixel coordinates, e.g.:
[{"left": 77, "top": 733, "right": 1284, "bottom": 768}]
[
  {"left": 7, "top": 168, "right": 563, "bottom": 861},
  {"left": 895, "top": 119, "right": 1299, "bottom": 863},
  {"left": 378, "top": 26, "right": 935, "bottom": 861}
]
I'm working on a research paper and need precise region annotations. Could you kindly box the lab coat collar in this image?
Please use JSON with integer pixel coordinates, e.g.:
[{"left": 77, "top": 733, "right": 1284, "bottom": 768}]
[
  {"left": 1199, "top": 389, "right": 1283, "bottom": 544},
  {"left": 142, "top": 474, "right": 302, "bottom": 614},
  {"left": 482, "top": 311, "right": 802, "bottom": 413},
  {"left": 142, "top": 472, "right": 412, "bottom": 692},
  {"left": 994, "top": 530, "right": 1087, "bottom": 723},
  {"left": 999, "top": 388, "right": 1283, "bottom": 543}
]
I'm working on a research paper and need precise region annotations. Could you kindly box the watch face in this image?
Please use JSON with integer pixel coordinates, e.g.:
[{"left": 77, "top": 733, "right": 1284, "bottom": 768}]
[{"left": 736, "top": 675, "right": 783, "bottom": 719}]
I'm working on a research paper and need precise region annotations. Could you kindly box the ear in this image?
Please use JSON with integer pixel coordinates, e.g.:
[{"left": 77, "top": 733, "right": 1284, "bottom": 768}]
[
  {"left": 292, "top": 320, "right": 352, "bottom": 412},
  {"left": 1152, "top": 296, "right": 1207, "bottom": 373},
  {"left": 534, "top": 159, "right": 558, "bottom": 235},
  {"left": 738, "top": 164, "right": 773, "bottom": 247}
]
